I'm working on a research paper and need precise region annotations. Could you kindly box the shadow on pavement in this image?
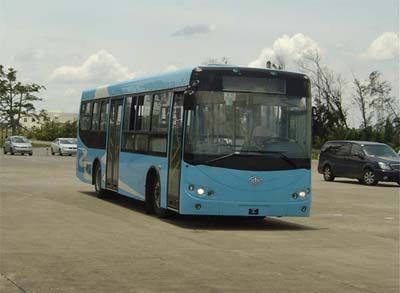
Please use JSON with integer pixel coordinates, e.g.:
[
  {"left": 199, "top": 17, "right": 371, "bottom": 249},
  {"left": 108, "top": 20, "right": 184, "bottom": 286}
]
[
  {"left": 331, "top": 179, "right": 399, "bottom": 188},
  {"left": 79, "top": 191, "right": 319, "bottom": 231}
]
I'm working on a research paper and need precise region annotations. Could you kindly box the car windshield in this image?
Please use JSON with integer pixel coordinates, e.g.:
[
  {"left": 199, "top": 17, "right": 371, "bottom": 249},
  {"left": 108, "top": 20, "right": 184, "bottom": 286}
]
[
  {"left": 60, "top": 139, "right": 77, "bottom": 144},
  {"left": 185, "top": 91, "right": 311, "bottom": 165},
  {"left": 363, "top": 144, "right": 398, "bottom": 158},
  {"left": 12, "top": 137, "right": 29, "bottom": 143}
]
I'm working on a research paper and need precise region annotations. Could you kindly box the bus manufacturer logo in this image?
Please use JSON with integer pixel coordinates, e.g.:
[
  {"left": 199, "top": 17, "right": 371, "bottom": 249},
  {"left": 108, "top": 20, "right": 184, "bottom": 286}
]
[{"left": 249, "top": 176, "right": 263, "bottom": 185}]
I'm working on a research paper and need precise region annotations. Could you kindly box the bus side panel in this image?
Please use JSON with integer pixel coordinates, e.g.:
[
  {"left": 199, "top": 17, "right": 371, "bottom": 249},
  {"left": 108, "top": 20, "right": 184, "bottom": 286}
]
[
  {"left": 178, "top": 164, "right": 311, "bottom": 217},
  {"left": 118, "top": 152, "right": 169, "bottom": 207},
  {"left": 76, "top": 137, "right": 107, "bottom": 186}
]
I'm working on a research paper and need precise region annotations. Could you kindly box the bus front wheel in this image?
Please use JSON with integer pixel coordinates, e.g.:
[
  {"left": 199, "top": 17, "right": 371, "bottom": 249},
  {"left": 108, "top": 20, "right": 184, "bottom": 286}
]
[
  {"left": 94, "top": 164, "right": 106, "bottom": 198},
  {"left": 147, "top": 175, "right": 169, "bottom": 218}
]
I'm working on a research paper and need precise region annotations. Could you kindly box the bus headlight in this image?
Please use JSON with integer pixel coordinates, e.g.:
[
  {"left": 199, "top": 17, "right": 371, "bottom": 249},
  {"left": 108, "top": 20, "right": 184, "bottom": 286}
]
[
  {"left": 196, "top": 188, "right": 205, "bottom": 195},
  {"left": 292, "top": 189, "right": 310, "bottom": 199},
  {"left": 298, "top": 191, "right": 307, "bottom": 198}
]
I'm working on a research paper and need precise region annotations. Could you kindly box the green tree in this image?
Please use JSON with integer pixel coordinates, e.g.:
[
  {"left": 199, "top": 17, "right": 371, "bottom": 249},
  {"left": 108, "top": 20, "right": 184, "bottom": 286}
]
[{"left": 0, "top": 65, "right": 45, "bottom": 135}]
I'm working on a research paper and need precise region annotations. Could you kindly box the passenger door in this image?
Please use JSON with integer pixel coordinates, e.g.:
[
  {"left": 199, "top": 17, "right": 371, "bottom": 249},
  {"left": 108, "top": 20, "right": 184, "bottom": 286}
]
[
  {"left": 167, "top": 92, "right": 184, "bottom": 210},
  {"left": 346, "top": 143, "right": 365, "bottom": 178},
  {"left": 106, "top": 99, "right": 123, "bottom": 190},
  {"left": 331, "top": 143, "right": 350, "bottom": 177}
]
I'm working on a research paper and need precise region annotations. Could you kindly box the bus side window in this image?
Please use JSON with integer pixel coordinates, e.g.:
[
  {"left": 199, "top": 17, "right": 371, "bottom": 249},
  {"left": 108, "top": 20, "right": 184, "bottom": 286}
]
[
  {"left": 151, "top": 92, "right": 170, "bottom": 132},
  {"left": 122, "top": 96, "right": 137, "bottom": 150},
  {"left": 91, "top": 102, "right": 101, "bottom": 130},
  {"left": 79, "top": 102, "right": 92, "bottom": 130},
  {"left": 99, "top": 100, "right": 109, "bottom": 131},
  {"left": 136, "top": 95, "right": 152, "bottom": 131}
]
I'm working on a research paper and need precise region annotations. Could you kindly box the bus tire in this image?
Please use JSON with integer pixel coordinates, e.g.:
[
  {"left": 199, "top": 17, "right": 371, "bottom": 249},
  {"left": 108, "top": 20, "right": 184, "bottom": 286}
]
[
  {"left": 147, "top": 174, "right": 169, "bottom": 218},
  {"left": 94, "top": 163, "right": 106, "bottom": 198}
]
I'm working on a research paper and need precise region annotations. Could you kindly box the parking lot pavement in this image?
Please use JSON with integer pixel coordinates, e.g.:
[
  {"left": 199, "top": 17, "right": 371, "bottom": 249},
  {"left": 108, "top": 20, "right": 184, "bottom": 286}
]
[{"left": 0, "top": 150, "right": 399, "bottom": 293}]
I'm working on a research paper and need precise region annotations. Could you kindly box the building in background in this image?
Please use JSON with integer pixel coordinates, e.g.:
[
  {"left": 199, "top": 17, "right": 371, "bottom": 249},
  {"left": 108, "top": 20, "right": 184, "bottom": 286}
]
[{"left": 20, "top": 112, "right": 78, "bottom": 130}]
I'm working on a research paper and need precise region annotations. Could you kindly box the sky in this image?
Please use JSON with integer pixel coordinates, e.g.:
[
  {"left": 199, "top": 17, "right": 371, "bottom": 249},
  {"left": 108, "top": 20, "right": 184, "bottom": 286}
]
[{"left": 0, "top": 0, "right": 399, "bottom": 127}]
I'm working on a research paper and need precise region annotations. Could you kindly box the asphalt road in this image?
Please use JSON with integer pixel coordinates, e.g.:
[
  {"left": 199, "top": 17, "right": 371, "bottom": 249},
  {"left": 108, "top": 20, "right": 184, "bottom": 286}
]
[{"left": 0, "top": 149, "right": 399, "bottom": 293}]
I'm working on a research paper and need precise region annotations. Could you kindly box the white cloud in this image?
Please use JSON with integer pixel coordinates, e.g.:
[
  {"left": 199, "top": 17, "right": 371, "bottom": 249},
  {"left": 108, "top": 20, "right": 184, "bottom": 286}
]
[
  {"left": 248, "top": 33, "right": 322, "bottom": 69},
  {"left": 171, "top": 24, "right": 215, "bottom": 37},
  {"left": 361, "top": 32, "right": 399, "bottom": 60},
  {"left": 50, "top": 50, "right": 136, "bottom": 83}
]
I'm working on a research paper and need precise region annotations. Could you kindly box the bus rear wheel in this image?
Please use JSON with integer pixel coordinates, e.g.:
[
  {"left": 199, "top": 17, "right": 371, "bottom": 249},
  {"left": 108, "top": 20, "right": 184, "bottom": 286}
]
[{"left": 94, "top": 164, "right": 106, "bottom": 198}]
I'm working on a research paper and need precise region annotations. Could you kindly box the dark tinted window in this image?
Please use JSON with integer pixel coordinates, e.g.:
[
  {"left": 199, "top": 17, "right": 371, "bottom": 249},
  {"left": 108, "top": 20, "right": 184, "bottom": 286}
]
[
  {"left": 322, "top": 142, "right": 349, "bottom": 155},
  {"left": 99, "top": 100, "right": 109, "bottom": 131},
  {"left": 350, "top": 144, "right": 363, "bottom": 156},
  {"left": 151, "top": 93, "right": 170, "bottom": 132},
  {"left": 123, "top": 96, "right": 138, "bottom": 131},
  {"left": 136, "top": 95, "right": 152, "bottom": 131},
  {"left": 79, "top": 102, "right": 92, "bottom": 130},
  {"left": 91, "top": 102, "right": 101, "bottom": 130}
]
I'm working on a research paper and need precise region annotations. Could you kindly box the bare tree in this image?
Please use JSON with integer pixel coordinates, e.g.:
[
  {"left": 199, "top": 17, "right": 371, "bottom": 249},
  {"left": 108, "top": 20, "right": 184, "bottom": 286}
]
[
  {"left": 297, "top": 51, "right": 349, "bottom": 131},
  {"left": 352, "top": 75, "right": 371, "bottom": 129},
  {"left": 352, "top": 71, "right": 397, "bottom": 129}
]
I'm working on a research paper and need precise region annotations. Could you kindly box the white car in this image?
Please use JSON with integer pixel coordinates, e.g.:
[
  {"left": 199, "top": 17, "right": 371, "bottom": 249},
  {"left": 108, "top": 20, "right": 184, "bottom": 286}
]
[
  {"left": 3, "top": 136, "right": 33, "bottom": 155},
  {"left": 51, "top": 138, "right": 77, "bottom": 156}
]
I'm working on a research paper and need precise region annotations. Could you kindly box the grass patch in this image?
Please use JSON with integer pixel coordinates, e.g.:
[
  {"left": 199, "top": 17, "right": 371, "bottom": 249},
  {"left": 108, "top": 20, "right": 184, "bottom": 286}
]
[{"left": 32, "top": 142, "right": 51, "bottom": 148}]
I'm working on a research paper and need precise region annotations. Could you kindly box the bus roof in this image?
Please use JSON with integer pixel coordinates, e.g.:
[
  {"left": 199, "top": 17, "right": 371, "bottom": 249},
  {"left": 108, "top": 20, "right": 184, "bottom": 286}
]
[
  {"left": 81, "top": 68, "right": 194, "bottom": 100},
  {"left": 81, "top": 65, "right": 308, "bottom": 100}
]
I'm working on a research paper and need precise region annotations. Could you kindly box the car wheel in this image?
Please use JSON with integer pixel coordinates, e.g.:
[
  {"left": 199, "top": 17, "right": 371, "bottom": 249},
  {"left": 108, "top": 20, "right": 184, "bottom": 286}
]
[
  {"left": 29, "top": 153, "right": 33, "bottom": 156},
  {"left": 323, "top": 165, "right": 335, "bottom": 181},
  {"left": 11, "top": 148, "right": 15, "bottom": 155},
  {"left": 51, "top": 147, "right": 55, "bottom": 155},
  {"left": 149, "top": 175, "right": 169, "bottom": 218},
  {"left": 362, "top": 169, "right": 378, "bottom": 186},
  {"left": 3, "top": 148, "right": 6, "bottom": 155},
  {"left": 59, "top": 150, "right": 63, "bottom": 156},
  {"left": 94, "top": 164, "right": 106, "bottom": 198}
]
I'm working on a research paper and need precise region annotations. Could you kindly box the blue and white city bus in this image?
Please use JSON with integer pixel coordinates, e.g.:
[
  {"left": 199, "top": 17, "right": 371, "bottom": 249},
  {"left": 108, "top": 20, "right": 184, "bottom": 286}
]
[{"left": 76, "top": 65, "right": 312, "bottom": 218}]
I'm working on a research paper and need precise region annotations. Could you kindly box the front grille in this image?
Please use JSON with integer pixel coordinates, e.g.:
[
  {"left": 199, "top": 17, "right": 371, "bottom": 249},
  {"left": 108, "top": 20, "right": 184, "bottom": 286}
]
[{"left": 390, "top": 163, "right": 400, "bottom": 170}]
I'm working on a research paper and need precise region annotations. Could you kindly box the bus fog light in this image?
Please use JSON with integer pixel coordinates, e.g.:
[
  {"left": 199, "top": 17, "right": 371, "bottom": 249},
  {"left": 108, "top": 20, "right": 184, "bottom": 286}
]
[
  {"left": 207, "top": 190, "right": 214, "bottom": 197},
  {"left": 188, "top": 184, "right": 195, "bottom": 191},
  {"left": 196, "top": 188, "right": 205, "bottom": 195},
  {"left": 292, "top": 193, "right": 298, "bottom": 199},
  {"left": 301, "top": 206, "right": 307, "bottom": 212},
  {"left": 195, "top": 204, "right": 202, "bottom": 210}
]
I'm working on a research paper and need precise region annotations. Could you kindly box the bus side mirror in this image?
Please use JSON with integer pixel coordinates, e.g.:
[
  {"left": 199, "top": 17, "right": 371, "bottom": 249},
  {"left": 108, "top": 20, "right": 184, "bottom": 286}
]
[{"left": 183, "top": 90, "right": 196, "bottom": 110}]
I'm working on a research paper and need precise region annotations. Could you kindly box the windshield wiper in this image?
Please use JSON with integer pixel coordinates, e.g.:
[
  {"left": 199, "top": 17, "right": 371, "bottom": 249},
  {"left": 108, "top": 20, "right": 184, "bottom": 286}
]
[
  {"left": 239, "top": 150, "right": 299, "bottom": 168},
  {"left": 202, "top": 151, "right": 242, "bottom": 164}
]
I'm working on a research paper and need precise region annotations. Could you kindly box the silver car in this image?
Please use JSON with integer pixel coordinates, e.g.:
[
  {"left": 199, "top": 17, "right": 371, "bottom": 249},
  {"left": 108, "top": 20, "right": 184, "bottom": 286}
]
[
  {"left": 50, "top": 138, "right": 77, "bottom": 156},
  {"left": 3, "top": 136, "right": 33, "bottom": 155}
]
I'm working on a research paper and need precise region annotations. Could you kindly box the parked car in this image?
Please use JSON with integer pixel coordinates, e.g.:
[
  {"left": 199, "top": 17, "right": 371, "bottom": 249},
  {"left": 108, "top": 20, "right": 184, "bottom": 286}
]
[
  {"left": 3, "top": 136, "right": 33, "bottom": 156},
  {"left": 50, "top": 138, "right": 77, "bottom": 156},
  {"left": 318, "top": 141, "right": 400, "bottom": 186}
]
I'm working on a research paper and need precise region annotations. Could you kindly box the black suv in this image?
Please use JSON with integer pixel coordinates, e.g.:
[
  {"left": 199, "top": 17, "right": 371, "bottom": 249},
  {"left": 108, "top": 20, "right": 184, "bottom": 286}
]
[{"left": 318, "top": 141, "right": 400, "bottom": 186}]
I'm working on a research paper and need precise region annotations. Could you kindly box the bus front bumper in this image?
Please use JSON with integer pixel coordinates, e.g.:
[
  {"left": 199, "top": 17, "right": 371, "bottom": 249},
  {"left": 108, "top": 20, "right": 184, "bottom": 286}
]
[{"left": 179, "top": 197, "right": 311, "bottom": 217}]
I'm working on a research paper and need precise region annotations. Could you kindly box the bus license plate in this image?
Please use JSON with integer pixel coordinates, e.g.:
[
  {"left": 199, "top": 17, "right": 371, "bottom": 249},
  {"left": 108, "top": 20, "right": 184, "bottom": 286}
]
[{"left": 248, "top": 208, "right": 259, "bottom": 215}]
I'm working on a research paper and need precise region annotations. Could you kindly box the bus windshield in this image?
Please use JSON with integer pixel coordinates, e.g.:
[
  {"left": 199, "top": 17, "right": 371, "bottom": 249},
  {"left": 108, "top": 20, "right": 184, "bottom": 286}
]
[{"left": 184, "top": 91, "right": 311, "bottom": 168}]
